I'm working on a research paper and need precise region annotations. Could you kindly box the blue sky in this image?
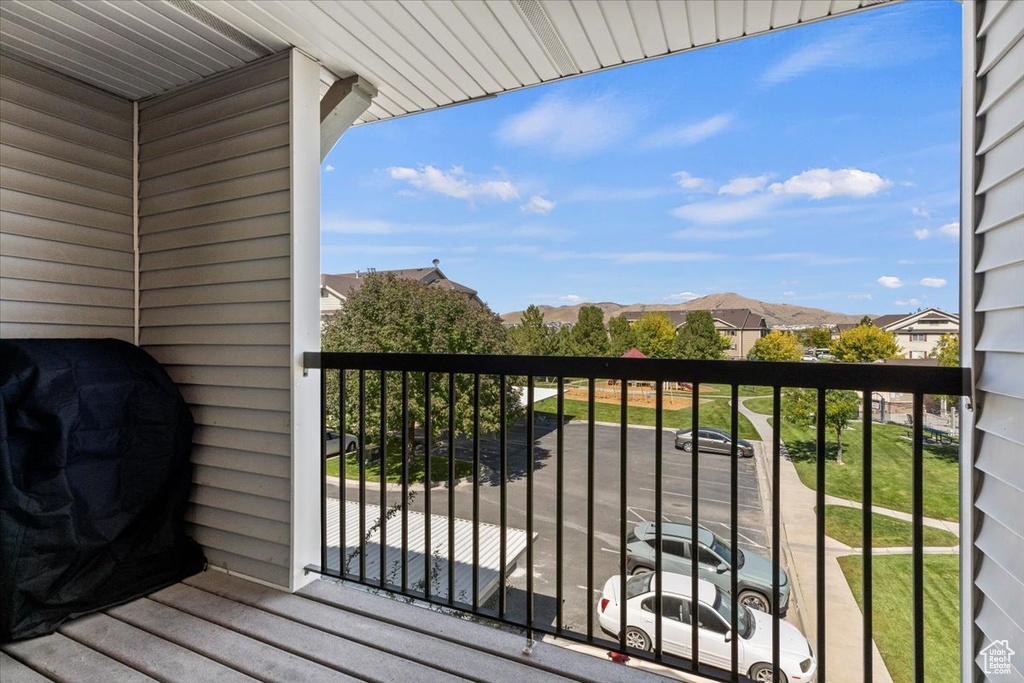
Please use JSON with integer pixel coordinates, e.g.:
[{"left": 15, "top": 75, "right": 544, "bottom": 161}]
[{"left": 321, "top": 1, "right": 962, "bottom": 317}]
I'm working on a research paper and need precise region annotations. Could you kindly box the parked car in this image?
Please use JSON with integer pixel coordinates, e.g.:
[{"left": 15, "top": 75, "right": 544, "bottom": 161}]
[
  {"left": 598, "top": 572, "right": 815, "bottom": 683},
  {"left": 325, "top": 430, "right": 358, "bottom": 456},
  {"left": 674, "top": 427, "right": 754, "bottom": 457},
  {"left": 626, "top": 522, "right": 790, "bottom": 615}
]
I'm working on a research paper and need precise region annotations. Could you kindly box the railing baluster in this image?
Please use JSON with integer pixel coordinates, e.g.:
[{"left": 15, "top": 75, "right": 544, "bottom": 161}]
[
  {"left": 619, "top": 376, "right": 628, "bottom": 652},
  {"left": 690, "top": 382, "right": 700, "bottom": 671},
  {"left": 816, "top": 388, "right": 827, "bottom": 682},
  {"left": 401, "top": 371, "right": 409, "bottom": 593},
  {"left": 424, "top": 372, "right": 432, "bottom": 600},
  {"left": 556, "top": 375, "right": 564, "bottom": 634},
  {"left": 498, "top": 373, "right": 507, "bottom": 620},
  {"left": 472, "top": 373, "right": 480, "bottom": 612},
  {"left": 772, "top": 387, "right": 781, "bottom": 681},
  {"left": 320, "top": 368, "right": 327, "bottom": 575},
  {"left": 448, "top": 372, "right": 456, "bottom": 605},
  {"left": 654, "top": 380, "right": 663, "bottom": 660},
  {"left": 730, "top": 384, "right": 739, "bottom": 681},
  {"left": 527, "top": 376, "right": 535, "bottom": 628},
  {"left": 379, "top": 371, "right": 387, "bottom": 587},
  {"left": 912, "top": 393, "right": 925, "bottom": 683},
  {"left": 863, "top": 389, "right": 873, "bottom": 683},
  {"left": 587, "top": 376, "right": 595, "bottom": 642},
  {"left": 339, "top": 371, "right": 347, "bottom": 577},
  {"left": 358, "top": 369, "right": 367, "bottom": 582}
]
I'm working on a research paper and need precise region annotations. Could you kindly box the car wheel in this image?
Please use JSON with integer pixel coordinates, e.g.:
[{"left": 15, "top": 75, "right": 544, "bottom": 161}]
[
  {"left": 739, "top": 590, "right": 771, "bottom": 613},
  {"left": 749, "top": 663, "right": 783, "bottom": 682},
  {"left": 630, "top": 565, "right": 652, "bottom": 576},
  {"left": 681, "top": 441, "right": 694, "bottom": 453},
  {"left": 345, "top": 441, "right": 358, "bottom": 454},
  {"left": 625, "top": 627, "right": 651, "bottom": 652}
]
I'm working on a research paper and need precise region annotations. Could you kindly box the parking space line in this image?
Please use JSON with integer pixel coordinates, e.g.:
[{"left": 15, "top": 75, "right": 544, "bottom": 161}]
[
  {"left": 638, "top": 486, "right": 761, "bottom": 510},
  {"left": 654, "top": 473, "right": 760, "bottom": 493},
  {"left": 626, "top": 506, "right": 647, "bottom": 523},
  {"left": 577, "top": 585, "right": 602, "bottom": 593}
]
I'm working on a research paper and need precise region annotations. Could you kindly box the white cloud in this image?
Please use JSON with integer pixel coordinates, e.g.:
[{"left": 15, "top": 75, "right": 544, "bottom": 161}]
[
  {"left": 911, "top": 206, "right": 930, "bottom": 217},
  {"left": 559, "top": 294, "right": 584, "bottom": 302},
  {"left": 387, "top": 165, "right": 518, "bottom": 202},
  {"left": 672, "top": 227, "right": 770, "bottom": 241},
  {"left": 783, "top": 291, "right": 796, "bottom": 297},
  {"left": 898, "top": 259, "right": 916, "bottom": 265},
  {"left": 913, "top": 221, "right": 959, "bottom": 241},
  {"left": 718, "top": 175, "right": 769, "bottom": 196},
  {"left": 671, "top": 194, "right": 777, "bottom": 224},
  {"left": 521, "top": 195, "right": 556, "bottom": 215},
  {"left": 769, "top": 168, "right": 891, "bottom": 199},
  {"left": 665, "top": 291, "right": 700, "bottom": 301},
  {"left": 848, "top": 293, "right": 873, "bottom": 300},
  {"left": 920, "top": 277, "right": 948, "bottom": 288},
  {"left": 497, "top": 95, "right": 634, "bottom": 157},
  {"left": 895, "top": 298, "right": 921, "bottom": 307},
  {"left": 877, "top": 276, "right": 904, "bottom": 289},
  {"left": 673, "top": 171, "right": 712, "bottom": 192},
  {"left": 643, "top": 113, "right": 735, "bottom": 148},
  {"left": 324, "top": 164, "right": 335, "bottom": 172}
]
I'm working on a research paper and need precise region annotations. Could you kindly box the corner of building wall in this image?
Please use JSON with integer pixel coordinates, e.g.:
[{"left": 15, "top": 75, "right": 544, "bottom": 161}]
[{"left": 289, "top": 47, "right": 323, "bottom": 593}]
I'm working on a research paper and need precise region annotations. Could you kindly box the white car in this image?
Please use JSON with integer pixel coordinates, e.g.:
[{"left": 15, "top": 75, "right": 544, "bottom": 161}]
[{"left": 598, "top": 572, "right": 816, "bottom": 683}]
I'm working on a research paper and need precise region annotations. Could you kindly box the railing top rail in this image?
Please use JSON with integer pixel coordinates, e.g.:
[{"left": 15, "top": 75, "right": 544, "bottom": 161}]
[{"left": 303, "top": 352, "right": 969, "bottom": 395}]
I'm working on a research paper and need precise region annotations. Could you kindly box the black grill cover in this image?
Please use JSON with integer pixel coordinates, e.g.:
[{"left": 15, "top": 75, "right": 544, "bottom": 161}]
[{"left": 0, "top": 338, "right": 205, "bottom": 642}]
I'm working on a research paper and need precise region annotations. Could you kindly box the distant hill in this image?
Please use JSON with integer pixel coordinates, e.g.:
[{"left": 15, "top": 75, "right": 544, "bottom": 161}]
[{"left": 500, "top": 293, "right": 868, "bottom": 328}]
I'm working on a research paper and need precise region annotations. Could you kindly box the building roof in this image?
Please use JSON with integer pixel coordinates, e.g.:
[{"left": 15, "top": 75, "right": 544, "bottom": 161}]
[
  {"left": 624, "top": 308, "right": 765, "bottom": 330},
  {"left": 321, "top": 264, "right": 478, "bottom": 301},
  {"left": 872, "top": 308, "right": 960, "bottom": 331},
  {"left": 872, "top": 314, "right": 910, "bottom": 329},
  {"left": 621, "top": 348, "right": 648, "bottom": 359}
]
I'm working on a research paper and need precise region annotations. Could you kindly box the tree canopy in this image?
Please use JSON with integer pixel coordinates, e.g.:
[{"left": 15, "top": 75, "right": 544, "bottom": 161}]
[
  {"left": 931, "top": 333, "right": 960, "bottom": 367},
  {"left": 321, "top": 273, "right": 520, "bottom": 455},
  {"left": 783, "top": 389, "right": 860, "bottom": 464},
  {"left": 508, "top": 304, "right": 551, "bottom": 356},
  {"left": 799, "top": 327, "right": 833, "bottom": 349},
  {"left": 630, "top": 313, "right": 677, "bottom": 358},
  {"left": 569, "top": 305, "right": 610, "bottom": 356},
  {"left": 675, "top": 310, "right": 730, "bottom": 360},
  {"left": 608, "top": 313, "right": 636, "bottom": 357},
  {"left": 748, "top": 330, "right": 803, "bottom": 362},
  {"left": 831, "top": 325, "right": 902, "bottom": 362}
]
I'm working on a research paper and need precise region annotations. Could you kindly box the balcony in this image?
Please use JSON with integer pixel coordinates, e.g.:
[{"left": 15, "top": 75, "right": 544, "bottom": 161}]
[{"left": 302, "top": 352, "right": 968, "bottom": 683}]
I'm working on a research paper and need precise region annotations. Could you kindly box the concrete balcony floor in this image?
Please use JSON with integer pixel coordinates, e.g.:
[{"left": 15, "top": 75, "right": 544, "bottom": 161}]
[{"left": 1, "top": 570, "right": 683, "bottom": 683}]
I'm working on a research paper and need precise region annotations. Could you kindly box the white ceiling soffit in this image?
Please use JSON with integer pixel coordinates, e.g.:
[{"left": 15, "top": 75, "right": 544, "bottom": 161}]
[{"left": 0, "top": 0, "right": 896, "bottom": 125}]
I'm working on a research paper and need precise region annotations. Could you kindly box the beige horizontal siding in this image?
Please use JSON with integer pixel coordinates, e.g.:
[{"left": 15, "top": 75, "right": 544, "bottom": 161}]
[
  {"left": 0, "top": 53, "right": 133, "bottom": 340},
  {"left": 138, "top": 52, "right": 294, "bottom": 588}
]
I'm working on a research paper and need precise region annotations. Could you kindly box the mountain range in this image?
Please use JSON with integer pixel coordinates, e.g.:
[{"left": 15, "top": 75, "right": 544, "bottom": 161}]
[{"left": 500, "top": 293, "right": 869, "bottom": 328}]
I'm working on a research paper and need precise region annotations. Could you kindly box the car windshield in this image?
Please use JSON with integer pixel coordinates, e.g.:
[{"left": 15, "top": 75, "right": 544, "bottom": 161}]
[
  {"left": 713, "top": 589, "right": 753, "bottom": 639},
  {"left": 625, "top": 573, "right": 653, "bottom": 600}
]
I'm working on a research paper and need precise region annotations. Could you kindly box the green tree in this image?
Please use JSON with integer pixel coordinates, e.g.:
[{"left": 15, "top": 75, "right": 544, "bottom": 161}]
[
  {"left": 569, "top": 305, "right": 610, "bottom": 356},
  {"left": 608, "top": 313, "right": 636, "bottom": 356},
  {"left": 931, "top": 333, "right": 960, "bottom": 367},
  {"left": 630, "top": 313, "right": 677, "bottom": 358},
  {"left": 783, "top": 389, "right": 860, "bottom": 465},
  {"left": 748, "top": 330, "right": 803, "bottom": 361},
  {"left": 548, "top": 325, "right": 574, "bottom": 355},
  {"left": 859, "top": 315, "right": 874, "bottom": 327},
  {"left": 508, "top": 304, "right": 550, "bottom": 356},
  {"left": 832, "top": 325, "right": 903, "bottom": 362},
  {"left": 675, "top": 310, "right": 731, "bottom": 360},
  {"left": 799, "top": 327, "right": 833, "bottom": 349},
  {"left": 321, "top": 273, "right": 520, "bottom": 459}
]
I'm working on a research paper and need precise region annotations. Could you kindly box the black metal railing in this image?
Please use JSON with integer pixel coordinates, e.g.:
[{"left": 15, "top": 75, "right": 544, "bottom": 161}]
[{"left": 304, "top": 352, "right": 968, "bottom": 683}]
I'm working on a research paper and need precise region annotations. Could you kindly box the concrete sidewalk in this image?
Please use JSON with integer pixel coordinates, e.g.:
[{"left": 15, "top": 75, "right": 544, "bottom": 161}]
[{"left": 737, "top": 398, "right": 894, "bottom": 683}]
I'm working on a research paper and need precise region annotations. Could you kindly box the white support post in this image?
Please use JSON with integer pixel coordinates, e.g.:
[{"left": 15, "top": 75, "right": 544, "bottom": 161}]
[
  {"left": 320, "top": 75, "right": 376, "bottom": 160},
  {"left": 289, "top": 48, "right": 323, "bottom": 592}
]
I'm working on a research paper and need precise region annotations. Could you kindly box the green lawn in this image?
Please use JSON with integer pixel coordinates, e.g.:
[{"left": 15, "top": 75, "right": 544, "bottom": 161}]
[
  {"left": 327, "top": 452, "right": 473, "bottom": 484},
  {"left": 534, "top": 396, "right": 760, "bottom": 440},
  {"left": 823, "top": 505, "right": 959, "bottom": 548},
  {"left": 744, "top": 395, "right": 776, "bottom": 415},
  {"left": 705, "top": 383, "right": 774, "bottom": 397},
  {"left": 839, "top": 554, "right": 960, "bottom": 683},
  {"left": 783, "top": 421, "right": 959, "bottom": 521}
]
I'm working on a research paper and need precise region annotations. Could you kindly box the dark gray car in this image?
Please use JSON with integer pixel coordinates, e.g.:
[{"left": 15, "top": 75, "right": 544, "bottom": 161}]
[
  {"left": 625, "top": 522, "right": 790, "bottom": 615},
  {"left": 675, "top": 427, "right": 754, "bottom": 457}
]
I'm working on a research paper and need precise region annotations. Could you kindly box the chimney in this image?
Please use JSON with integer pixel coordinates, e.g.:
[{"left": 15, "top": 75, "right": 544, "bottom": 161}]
[{"left": 432, "top": 259, "right": 440, "bottom": 268}]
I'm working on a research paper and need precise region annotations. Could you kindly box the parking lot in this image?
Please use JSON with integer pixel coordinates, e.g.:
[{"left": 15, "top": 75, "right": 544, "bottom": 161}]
[{"left": 336, "top": 419, "right": 769, "bottom": 639}]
